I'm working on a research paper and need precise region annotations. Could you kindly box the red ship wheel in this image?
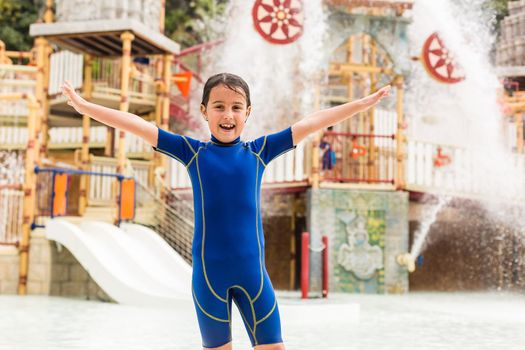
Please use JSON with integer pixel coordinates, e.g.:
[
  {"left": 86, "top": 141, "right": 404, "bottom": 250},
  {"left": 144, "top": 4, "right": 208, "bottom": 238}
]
[
  {"left": 252, "top": 0, "right": 304, "bottom": 45},
  {"left": 422, "top": 32, "right": 465, "bottom": 84}
]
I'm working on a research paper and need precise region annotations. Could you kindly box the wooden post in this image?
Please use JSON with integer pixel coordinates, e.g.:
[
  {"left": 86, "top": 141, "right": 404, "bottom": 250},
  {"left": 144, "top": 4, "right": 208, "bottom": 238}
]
[
  {"left": 40, "top": 0, "right": 54, "bottom": 159},
  {"left": 343, "top": 36, "right": 354, "bottom": 181},
  {"left": 34, "top": 37, "right": 47, "bottom": 166},
  {"left": 157, "top": 54, "right": 172, "bottom": 200},
  {"left": 368, "top": 39, "right": 377, "bottom": 181},
  {"left": 311, "top": 82, "right": 321, "bottom": 189},
  {"left": 117, "top": 32, "right": 134, "bottom": 175},
  {"left": 18, "top": 96, "right": 39, "bottom": 295},
  {"left": 44, "top": 0, "right": 54, "bottom": 23},
  {"left": 160, "top": 0, "right": 166, "bottom": 33},
  {"left": 0, "top": 40, "right": 9, "bottom": 64},
  {"left": 162, "top": 54, "right": 172, "bottom": 130},
  {"left": 395, "top": 75, "right": 405, "bottom": 189},
  {"left": 358, "top": 78, "right": 366, "bottom": 181},
  {"left": 114, "top": 32, "right": 135, "bottom": 225},
  {"left": 79, "top": 54, "right": 93, "bottom": 215},
  {"left": 153, "top": 56, "right": 164, "bottom": 194},
  {"left": 39, "top": 43, "right": 52, "bottom": 160},
  {"left": 289, "top": 200, "right": 296, "bottom": 290},
  {"left": 515, "top": 113, "right": 524, "bottom": 153},
  {"left": 155, "top": 56, "right": 164, "bottom": 127}
]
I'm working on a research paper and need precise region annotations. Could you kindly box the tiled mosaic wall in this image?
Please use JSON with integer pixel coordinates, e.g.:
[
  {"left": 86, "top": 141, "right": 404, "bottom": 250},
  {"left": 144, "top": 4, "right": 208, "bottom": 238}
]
[{"left": 307, "top": 189, "right": 409, "bottom": 294}]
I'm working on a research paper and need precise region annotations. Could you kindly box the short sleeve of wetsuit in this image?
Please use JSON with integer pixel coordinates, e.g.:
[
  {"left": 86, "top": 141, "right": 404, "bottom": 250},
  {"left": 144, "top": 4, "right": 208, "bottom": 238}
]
[
  {"left": 152, "top": 127, "right": 200, "bottom": 166},
  {"left": 251, "top": 125, "right": 297, "bottom": 165}
]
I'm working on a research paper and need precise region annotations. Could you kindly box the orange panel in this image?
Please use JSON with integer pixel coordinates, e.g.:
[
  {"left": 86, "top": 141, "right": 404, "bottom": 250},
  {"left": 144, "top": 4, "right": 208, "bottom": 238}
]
[
  {"left": 173, "top": 71, "right": 193, "bottom": 97},
  {"left": 120, "top": 178, "right": 135, "bottom": 221},
  {"left": 53, "top": 173, "right": 69, "bottom": 217}
]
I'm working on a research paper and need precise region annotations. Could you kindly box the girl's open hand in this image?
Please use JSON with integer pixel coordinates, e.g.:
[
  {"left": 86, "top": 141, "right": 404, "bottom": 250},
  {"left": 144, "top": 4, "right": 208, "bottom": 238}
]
[
  {"left": 362, "top": 85, "right": 391, "bottom": 108},
  {"left": 61, "top": 80, "right": 87, "bottom": 115}
]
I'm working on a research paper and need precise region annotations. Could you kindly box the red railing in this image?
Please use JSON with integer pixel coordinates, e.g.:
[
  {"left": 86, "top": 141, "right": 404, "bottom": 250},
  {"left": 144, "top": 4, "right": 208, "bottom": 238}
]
[
  {"left": 173, "top": 39, "right": 225, "bottom": 83},
  {"left": 169, "top": 39, "right": 225, "bottom": 131},
  {"left": 319, "top": 131, "right": 397, "bottom": 184}
]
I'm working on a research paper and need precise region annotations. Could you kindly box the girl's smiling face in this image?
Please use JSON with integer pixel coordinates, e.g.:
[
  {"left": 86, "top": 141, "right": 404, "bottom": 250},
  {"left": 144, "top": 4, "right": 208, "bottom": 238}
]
[{"left": 201, "top": 84, "right": 251, "bottom": 143}]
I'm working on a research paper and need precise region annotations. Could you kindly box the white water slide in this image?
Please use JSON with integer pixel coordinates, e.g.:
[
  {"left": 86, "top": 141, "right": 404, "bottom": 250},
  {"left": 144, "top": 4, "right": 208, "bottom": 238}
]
[{"left": 45, "top": 218, "right": 192, "bottom": 307}]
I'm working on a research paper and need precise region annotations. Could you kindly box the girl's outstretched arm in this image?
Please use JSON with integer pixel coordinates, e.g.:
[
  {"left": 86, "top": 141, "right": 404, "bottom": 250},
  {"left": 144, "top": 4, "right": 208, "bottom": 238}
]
[
  {"left": 290, "top": 85, "right": 391, "bottom": 145},
  {"left": 60, "top": 80, "right": 158, "bottom": 146}
]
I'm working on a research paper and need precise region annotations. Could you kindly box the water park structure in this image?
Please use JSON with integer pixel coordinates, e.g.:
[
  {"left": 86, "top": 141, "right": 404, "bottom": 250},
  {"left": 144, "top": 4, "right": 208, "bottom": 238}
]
[{"left": 1, "top": 0, "right": 525, "bottom": 309}]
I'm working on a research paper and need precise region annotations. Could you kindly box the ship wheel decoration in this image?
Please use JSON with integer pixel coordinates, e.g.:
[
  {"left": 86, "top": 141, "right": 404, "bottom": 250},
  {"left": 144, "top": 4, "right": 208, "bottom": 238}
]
[
  {"left": 422, "top": 32, "right": 465, "bottom": 84},
  {"left": 252, "top": 0, "right": 304, "bottom": 45}
]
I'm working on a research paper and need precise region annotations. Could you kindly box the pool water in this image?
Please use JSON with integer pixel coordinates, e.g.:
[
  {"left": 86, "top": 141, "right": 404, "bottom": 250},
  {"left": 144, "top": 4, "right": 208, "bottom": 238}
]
[{"left": 2, "top": 292, "right": 524, "bottom": 349}]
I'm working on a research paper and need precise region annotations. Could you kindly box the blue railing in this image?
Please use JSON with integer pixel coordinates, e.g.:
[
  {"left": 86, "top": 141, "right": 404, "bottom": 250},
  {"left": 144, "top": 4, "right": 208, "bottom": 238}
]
[{"left": 32, "top": 166, "right": 136, "bottom": 228}]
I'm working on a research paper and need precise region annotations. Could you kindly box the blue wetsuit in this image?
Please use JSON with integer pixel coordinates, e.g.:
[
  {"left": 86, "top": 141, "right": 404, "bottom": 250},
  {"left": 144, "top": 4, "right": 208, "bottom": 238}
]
[{"left": 153, "top": 126, "right": 296, "bottom": 348}]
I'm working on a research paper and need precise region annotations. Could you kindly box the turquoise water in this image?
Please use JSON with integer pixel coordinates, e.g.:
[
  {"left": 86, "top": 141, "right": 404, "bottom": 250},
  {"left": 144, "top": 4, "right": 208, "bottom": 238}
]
[{"left": 2, "top": 292, "right": 524, "bottom": 349}]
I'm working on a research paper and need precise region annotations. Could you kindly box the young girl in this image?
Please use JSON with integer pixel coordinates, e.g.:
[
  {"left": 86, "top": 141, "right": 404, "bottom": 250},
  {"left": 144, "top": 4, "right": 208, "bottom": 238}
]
[{"left": 61, "top": 73, "right": 390, "bottom": 350}]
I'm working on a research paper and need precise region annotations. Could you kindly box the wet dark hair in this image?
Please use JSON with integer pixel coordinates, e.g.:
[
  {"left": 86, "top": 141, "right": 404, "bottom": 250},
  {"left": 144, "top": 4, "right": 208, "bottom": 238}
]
[{"left": 201, "top": 73, "right": 251, "bottom": 108}]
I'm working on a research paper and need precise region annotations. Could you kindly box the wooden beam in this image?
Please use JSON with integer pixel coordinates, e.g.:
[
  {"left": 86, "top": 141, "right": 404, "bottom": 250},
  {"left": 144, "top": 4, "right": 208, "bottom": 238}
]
[
  {"left": 79, "top": 54, "right": 93, "bottom": 215},
  {"left": 130, "top": 39, "right": 156, "bottom": 55},
  {"left": 56, "top": 37, "right": 101, "bottom": 56},
  {"left": 395, "top": 75, "right": 405, "bottom": 189},
  {"left": 90, "top": 35, "right": 121, "bottom": 54},
  {"left": 330, "top": 62, "right": 394, "bottom": 75},
  {"left": 98, "top": 35, "right": 122, "bottom": 54},
  {"left": 75, "top": 37, "right": 114, "bottom": 56}
]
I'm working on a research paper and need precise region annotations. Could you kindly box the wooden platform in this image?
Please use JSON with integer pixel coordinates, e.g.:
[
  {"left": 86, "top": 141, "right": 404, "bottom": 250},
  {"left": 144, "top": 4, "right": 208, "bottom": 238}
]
[
  {"left": 496, "top": 66, "right": 525, "bottom": 77},
  {"left": 29, "top": 19, "right": 180, "bottom": 56}
]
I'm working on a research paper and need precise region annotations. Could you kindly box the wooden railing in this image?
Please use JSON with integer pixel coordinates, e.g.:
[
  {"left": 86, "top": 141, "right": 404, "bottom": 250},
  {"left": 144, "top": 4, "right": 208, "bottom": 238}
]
[
  {"left": 48, "top": 50, "right": 157, "bottom": 104},
  {"left": 48, "top": 50, "right": 83, "bottom": 95},
  {"left": 91, "top": 56, "right": 157, "bottom": 104},
  {"left": 113, "top": 124, "right": 155, "bottom": 155},
  {"left": 319, "top": 131, "right": 397, "bottom": 185},
  {"left": 0, "top": 64, "right": 37, "bottom": 117},
  {"left": 0, "top": 184, "right": 23, "bottom": 246},
  {"left": 405, "top": 139, "right": 525, "bottom": 199},
  {"left": 0, "top": 126, "right": 106, "bottom": 149},
  {"left": 0, "top": 151, "right": 25, "bottom": 185},
  {"left": 1, "top": 125, "right": 153, "bottom": 156},
  {"left": 49, "top": 126, "right": 106, "bottom": 147},
  {"left": 0, "top": 127, "right": 28, "bottom": 148},
  {"left": 263, "top": 141, "right": 308, "bottom": 184},
  {"left": 89, "top": 155, "right": 152, "bottom": 206}
]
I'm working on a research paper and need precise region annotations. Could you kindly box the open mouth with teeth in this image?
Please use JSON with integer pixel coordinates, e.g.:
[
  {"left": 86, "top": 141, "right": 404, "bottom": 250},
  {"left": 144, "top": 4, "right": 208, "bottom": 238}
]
[{"left": 219, "top": 124, "right": 235, "bottom": 131}]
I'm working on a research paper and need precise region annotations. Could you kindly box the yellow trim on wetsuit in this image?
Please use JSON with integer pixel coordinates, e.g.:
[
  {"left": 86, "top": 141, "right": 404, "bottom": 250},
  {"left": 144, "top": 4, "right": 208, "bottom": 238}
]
[
  {"left": 196, "top": 151, "right": 228, "bottom": 303},
  {"left": 186, "top": 148, "right": 200, "bottom": 169},
  {"left": 181, "top": 135, "right": 197, "bottom": 154},
  {"left": 192, "top": 287, "right": 229, "bottom": 323},
  {"left": 258, "top": 136, "right": 267, "bottom": 156},
  {"left": 154, "top": 147, "right": 186, "bottom": 166},
  {"left": 250, "top": 150, "right": 267, "bottom": 167},
  {"left": 256, "top": 298, "right": 277, "bottom": 325},
  {"left": 253, "top": 158, "right": 264, "bottom": 303}
]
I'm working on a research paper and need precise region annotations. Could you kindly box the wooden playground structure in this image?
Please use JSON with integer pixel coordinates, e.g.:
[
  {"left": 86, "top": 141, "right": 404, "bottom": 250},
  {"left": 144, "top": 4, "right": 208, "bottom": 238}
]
[{"left": 0, "top": 0, "right": 184, "bottom": 294}]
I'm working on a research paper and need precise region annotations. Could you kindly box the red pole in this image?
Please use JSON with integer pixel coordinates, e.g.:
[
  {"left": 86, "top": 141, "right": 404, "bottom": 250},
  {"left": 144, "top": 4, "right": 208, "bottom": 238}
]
[
  {"left": 301, "top": 232, "right": 309, "bottom": 299},
  {"left": 322, "top": 235, "right": 329, "bottom": 298}
]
